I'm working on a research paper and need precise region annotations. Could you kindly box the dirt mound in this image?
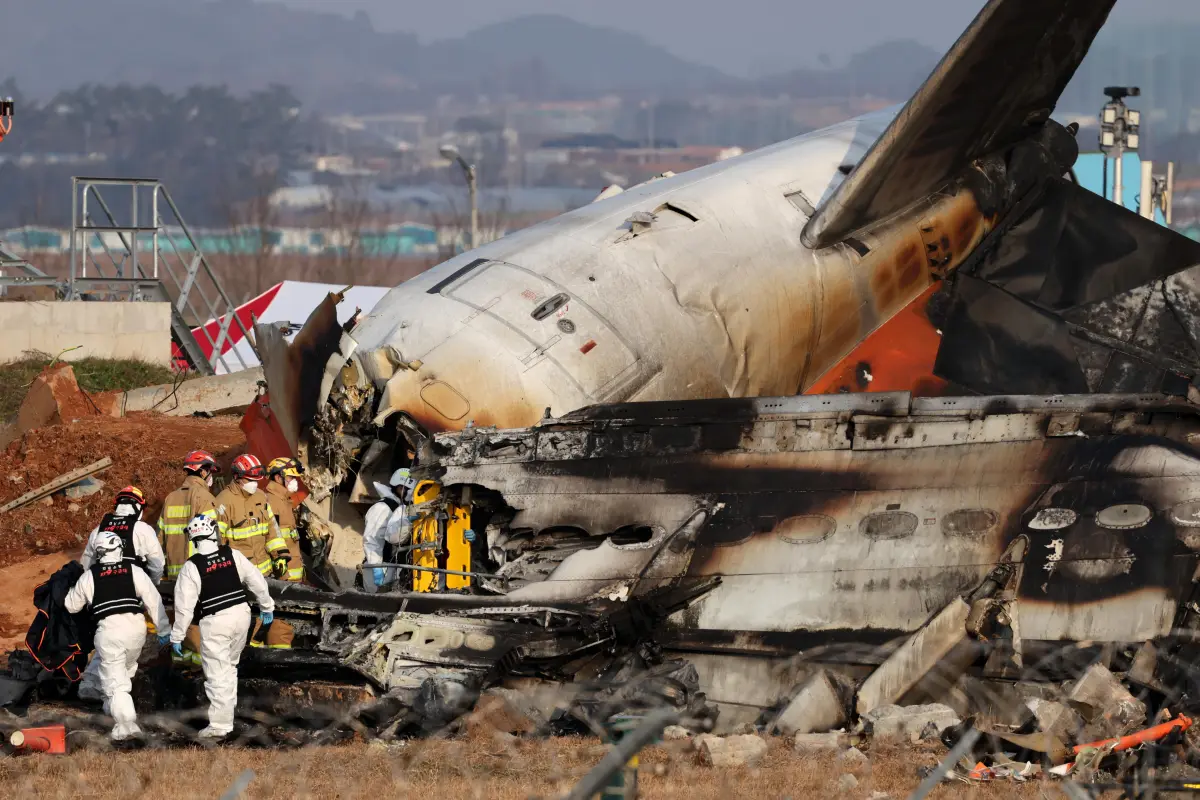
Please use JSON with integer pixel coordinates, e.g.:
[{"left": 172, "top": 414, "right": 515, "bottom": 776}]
[{"left": 0, "top": 414, "right": 244, "bottom": 568}]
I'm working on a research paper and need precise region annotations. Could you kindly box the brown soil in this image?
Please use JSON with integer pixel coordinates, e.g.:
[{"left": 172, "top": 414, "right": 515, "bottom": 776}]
[
  {"left": 0, "top": 551, "right": 77, "bottom": 653},
  {"left": 0, "top": 415, "right": 245, "bottom": 569},
  {"left": 0, "top": 737, "right": 1047, "bottom": 799}
]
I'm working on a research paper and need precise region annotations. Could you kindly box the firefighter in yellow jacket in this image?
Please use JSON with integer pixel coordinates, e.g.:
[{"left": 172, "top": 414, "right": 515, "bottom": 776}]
[
  {"left": 157, "top": 450, "right": 220, "bottom": 580},
  {"left": 265, "top": 457, "right": 305, "bottom": 582},
  {"left": 215, "top": 453, "right": 294, "bottom": 649},
  {"left": 214, "top": 454, "right": 283, "bottom": 577}
]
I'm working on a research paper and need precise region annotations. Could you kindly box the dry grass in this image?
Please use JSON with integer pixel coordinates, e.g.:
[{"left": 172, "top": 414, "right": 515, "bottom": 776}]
[{"left": 0, "top": 736, "right": 1057, "bottom": 799}]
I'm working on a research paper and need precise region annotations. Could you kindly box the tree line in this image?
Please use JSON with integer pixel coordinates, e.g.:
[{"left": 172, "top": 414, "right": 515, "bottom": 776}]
[{"left": 0, "top": 80, "right": 310, "bottom": 229}]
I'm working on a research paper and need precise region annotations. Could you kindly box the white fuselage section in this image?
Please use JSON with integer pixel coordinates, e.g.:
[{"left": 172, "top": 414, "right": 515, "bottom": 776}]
[{"left": 347, "top": 107, "right": 990, "bottom": 433}]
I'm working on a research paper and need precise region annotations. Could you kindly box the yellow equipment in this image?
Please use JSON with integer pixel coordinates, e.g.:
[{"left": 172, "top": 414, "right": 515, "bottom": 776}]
[{"left": 410, "top": 480, "right": 473, "bottom": 592}]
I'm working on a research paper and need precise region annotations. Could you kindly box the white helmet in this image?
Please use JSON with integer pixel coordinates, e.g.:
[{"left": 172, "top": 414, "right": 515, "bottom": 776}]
[
  {"left": 390, "top": 468, "right": 416, "bottom": 491},
  {"left": 95, "top": 532, "right": 124, "bottom": 563},
  {"left": 187, "top": 514, "right": 219, "bottom": 543}
]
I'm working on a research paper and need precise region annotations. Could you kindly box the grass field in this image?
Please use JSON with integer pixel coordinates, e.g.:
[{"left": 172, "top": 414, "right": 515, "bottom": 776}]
[{"left": 0, "top": 735, "right": 1051, "bottom": 799}]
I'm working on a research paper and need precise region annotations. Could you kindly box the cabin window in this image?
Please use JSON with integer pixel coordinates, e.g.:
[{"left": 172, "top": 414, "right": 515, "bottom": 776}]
[
  {"left": 942, "top": 509, "right": 998, "bottom": 538},
  {"left": 609, "top": 524, "right": 662, "bottom": 550},
  {"left": 860, "top": 511, "right": 918, "bottom": 540},
  {"left": 1028, "top": 508, "right": 1077, "bottom": 530},
  {"left": 776, "top": 515, "right": 837, "bottom": 545},
  {"left": 1170, "top": 501, "right": 1200, "bottom": 528},
  {"left": 1095, "top": 504, "right": 1152, "bottom": 530}
]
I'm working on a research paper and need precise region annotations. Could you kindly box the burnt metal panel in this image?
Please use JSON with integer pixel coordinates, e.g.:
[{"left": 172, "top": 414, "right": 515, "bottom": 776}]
[{"left": 935, "top": 274, "right": 1090, "bottom": 395}]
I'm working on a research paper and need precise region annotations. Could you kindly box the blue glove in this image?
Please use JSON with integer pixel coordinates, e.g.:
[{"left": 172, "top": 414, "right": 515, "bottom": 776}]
[
  {"left": 171, "top": 643, "right": 183, "bottom": 657},
  {"left": 372, "top": 567, "right": 386, "bottom": 587},
  {"left": 260, "top": 611, "right": 274, "bottom": 625},
  {"left": 157, "top": 633, "right": 170, "bottom": 647},
  {"left": 463, "top": 528, "right": 476, "bottom": 543}
]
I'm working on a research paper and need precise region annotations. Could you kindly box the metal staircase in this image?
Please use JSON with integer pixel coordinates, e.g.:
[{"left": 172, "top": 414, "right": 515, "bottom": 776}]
[
  {"left": 67, "top": 177, "right": 256, "bottom": 375},
  {"left": 0, "top": 239, "right": 50, "bottom": 297}
]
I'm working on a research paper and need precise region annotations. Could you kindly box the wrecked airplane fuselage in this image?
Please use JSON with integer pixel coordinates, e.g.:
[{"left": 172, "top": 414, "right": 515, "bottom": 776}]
[
  {"left": 234, "top": 391, "right": 1200, "bottom": 733},
  {"left": 411, "top": 392, "right": 1200, "bottom": 646},
  {"left": 232, "top": 0, "right": 1200, "bottom": 733}
]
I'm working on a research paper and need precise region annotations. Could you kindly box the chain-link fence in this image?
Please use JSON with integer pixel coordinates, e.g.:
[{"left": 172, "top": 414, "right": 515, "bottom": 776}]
[{"left": 3, "top": 622, "right": 1200, "bottom": 800}]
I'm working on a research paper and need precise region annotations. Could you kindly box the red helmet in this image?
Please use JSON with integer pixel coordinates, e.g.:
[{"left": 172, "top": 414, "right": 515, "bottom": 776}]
[
  {"left": 183, "top": 449, "right": 220, "bottom": 474},
  {"left": 231, "top": 453, "right": 266, "bottom": 480},
  {"left": 114, "top": 485, "right": 146, "bottom": 507}
]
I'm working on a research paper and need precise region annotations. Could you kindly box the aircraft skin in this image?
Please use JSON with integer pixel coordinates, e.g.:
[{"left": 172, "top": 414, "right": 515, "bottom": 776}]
[{"left": 346, "top": 107, "right": 988, "bottom": 435}]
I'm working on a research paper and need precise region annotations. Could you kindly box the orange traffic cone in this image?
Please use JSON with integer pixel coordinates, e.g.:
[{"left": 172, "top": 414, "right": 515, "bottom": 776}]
[{"left": 10, "top": 724, "right": 67, "bottom": 754}]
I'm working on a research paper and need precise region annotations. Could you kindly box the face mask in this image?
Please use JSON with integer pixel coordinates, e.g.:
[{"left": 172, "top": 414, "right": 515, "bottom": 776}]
[
  {"left": 286, "top": 478, "right": 299, "bottom": 493},
  {"left": 242, "top": 481, "right": 259, "bottom": 494},
  {"left": 206, "top": 474, "right": 214, "bottom": 488}
]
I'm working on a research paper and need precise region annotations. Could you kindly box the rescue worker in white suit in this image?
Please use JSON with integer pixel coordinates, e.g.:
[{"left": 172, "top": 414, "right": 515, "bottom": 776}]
[
  {"left": 64, "top": 532, "right": 171, "bottom": 740},
  {"left": 169, "top": 514, "right": 274, "bottom": 738},
  {"left": 77, "top": 486, "right": 166, "bottom": 702},
  {"left": 361, "top": 467, "right": 416, "bottom": 592}
]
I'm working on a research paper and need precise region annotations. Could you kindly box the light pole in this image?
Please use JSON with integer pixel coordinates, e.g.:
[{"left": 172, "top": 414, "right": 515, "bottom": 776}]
[
  {"left": 1099, "top": 86, "right": 1141, "bottom": 209},
  {"left": 440, "top": 144, "right": 478, "bottom": 251}
]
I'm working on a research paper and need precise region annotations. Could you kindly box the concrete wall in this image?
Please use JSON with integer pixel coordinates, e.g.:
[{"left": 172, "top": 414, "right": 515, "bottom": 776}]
[
  {"left": 118, "top": 367, "right": 263, "bottom": 416},
  {"left": 0, "top": 301, "right": 172, "bottom": 365}
]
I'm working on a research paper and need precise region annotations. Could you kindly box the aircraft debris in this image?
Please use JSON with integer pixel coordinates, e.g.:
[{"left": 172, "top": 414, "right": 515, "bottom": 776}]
[
  {"left": 770, "top": 670, "right": 845, "bottom": 737},
  {"left": 0, "top": 457, "right": 112, "bottom": 515},
  {"left": 695, "top": 733, "right": 768, "bottom": 768},
  {"left": 861, "top": 704, "right": 960, "bottom": 744},
  {"left": 1068, "top": 664, "right": 1147, "bottom": 740},
  {"left": 792, "top": 732, "right": 851, "bottom": 752}
]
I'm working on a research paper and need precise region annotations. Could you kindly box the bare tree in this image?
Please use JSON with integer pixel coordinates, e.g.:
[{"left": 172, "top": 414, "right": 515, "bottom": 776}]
[
  {"left": 311, "top": 178, "right": 421, "bottom": 287},
  {"left": 428, "top": 189, "right": 512, "bottom": 263},
  {"left": 217, "top": 166, "right": 282, "bottom": 302}
]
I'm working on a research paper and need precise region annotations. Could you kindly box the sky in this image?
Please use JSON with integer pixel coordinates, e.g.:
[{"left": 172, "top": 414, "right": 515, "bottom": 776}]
[{"left": 270, "top": 0, "right": 1200, "bottom": 77}]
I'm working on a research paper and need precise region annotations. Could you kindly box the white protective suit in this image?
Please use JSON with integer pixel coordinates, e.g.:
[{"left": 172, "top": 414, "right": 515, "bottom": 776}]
[
  {"left": 77, "top": 503, "right": 166, "bottom": 701},
  {"left": 64, "top": 559, "right": 170, "bottom": 739},
  {"left": 362, "top": 489, "right": 411, "bottom": 592},
  {"left": 170, "top": 542, "right": 274, "bottom": 736},
  {"left": 80, "top": 506, "right": 166, "bottom": 581}
]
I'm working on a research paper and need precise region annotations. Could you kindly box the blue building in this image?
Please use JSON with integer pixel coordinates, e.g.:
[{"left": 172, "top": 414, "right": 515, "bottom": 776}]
[{"left": 1072, "top": 151, "right": 1167, "bottom": 225}]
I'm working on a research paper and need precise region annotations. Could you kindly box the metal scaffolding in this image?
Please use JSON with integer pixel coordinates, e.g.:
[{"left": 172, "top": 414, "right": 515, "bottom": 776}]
[{"left": 66, "top": 177, "right": 256, "bottom": 376}]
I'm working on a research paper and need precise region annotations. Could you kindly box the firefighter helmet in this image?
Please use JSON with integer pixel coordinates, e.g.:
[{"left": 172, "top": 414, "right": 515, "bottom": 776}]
[
  {"left": 231, "top": 454, "right": 266, "bottom": 480},
  {"left": 113, "top": 485, "right": 146, "bottom": 508},
  {"left": 183, "top": 449, "right": 220, "bottom": 474},
  {"left": 267, "top": 457, "right": 303, "bottom": 480}
]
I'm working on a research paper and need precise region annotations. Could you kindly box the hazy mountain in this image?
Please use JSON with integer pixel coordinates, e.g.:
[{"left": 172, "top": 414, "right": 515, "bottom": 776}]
[
  {"left": 0, "top": 2, "right": 730, "bottom": 105},
  {"left": 418, "top": 15, "right": 734, "bottom": 94},
  {"left": 756, "top": 40, "right": 942, "bottom": 99},
  {"left": 0, "top": 0, "right": 419, "bottom": 100}
]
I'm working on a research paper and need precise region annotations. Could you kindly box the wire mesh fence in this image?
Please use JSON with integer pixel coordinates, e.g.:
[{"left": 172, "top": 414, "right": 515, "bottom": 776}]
[{"left": 3, "top": 622, "right": 1200, "bottom": 800}]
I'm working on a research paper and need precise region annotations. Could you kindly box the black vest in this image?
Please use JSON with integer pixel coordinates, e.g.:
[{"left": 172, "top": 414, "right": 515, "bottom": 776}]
[
  {"left": 189, "top": 546, "right": 248, "bottom": 618},
  {"left": 90, "top": 562, "right": 143, "bottom": 620},
  {"left": 98, "top": 512, "right": 147, "bottom": 570}
]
